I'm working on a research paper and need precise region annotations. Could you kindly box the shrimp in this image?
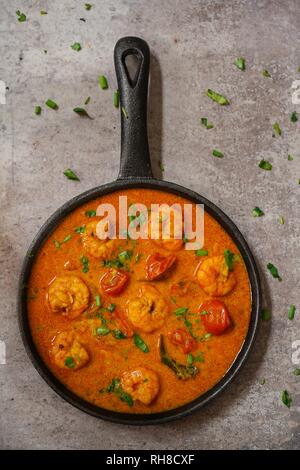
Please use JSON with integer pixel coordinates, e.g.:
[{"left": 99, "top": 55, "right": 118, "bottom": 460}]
[
  {"left": 196, "top": 255, "right": 236, "bottom": 296},
  {"left": 149, "top": 207, "right": 183, "bottom": 251},
  {"left": 121, "top": 367, "right": 159, "bottom": 405},
  {"left": 48, "top": 275, "right": 89, "bottom": 318},
  {"left": 51, "top": 331, "right": 89, "bottom": 370},
  {"left": 81, "top": 221, "right": 116, "bottom": 259},
  {"left": 127, "top": 284, "right": 169, "bottom": 333}
]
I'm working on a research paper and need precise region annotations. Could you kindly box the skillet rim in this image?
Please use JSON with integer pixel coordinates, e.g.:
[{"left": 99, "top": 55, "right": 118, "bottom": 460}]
[{"left": 18, "top": 178, "right": 261, "bottom": 425}]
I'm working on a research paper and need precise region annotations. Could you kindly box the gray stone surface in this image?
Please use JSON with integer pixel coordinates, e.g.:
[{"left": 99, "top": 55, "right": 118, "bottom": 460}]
[{"left": 0, "top": 0, "right": 299, "bottom": 450}]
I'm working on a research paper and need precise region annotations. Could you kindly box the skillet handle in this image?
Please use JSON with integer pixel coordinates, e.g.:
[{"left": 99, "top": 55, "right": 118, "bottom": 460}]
[{"left": 114, "top": 37, "right": 153, "bottom": 179}]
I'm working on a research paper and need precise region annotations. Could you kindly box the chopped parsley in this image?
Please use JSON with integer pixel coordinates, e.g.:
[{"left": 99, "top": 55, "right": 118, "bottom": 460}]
[
  {"left": 63, "top": 168, "right": 80, "bottom": 181},
  {"left": 262, "top": 69, "right": 271, "bottom": 78},
  {"left": 288, "top": 304, "right": 296, "bottom": 321},
  {"left": 113, "top": 90, "right": 120, "bottom": 108},
  {"left": 212, "top": 149, "right": 224, "bottom": 158},
  {"left": 85, "top": 3, "right": 92, "bottom": 10},
  {"left": 133, "top": 334, "right": 149, "bottom": 353},
  {"left": 267, "top": 262, "right": 282, "bottom": 281},
  {"left": 95, "top": 295, "right": 102, "bottom": 307},
  {"left": 224, "top": 249, "right": 235, "bottom": 271},
  {"left": 281, "top": 390, "right": 292, "bottom": 408},
  {"left": 80, "top": 255, "right": 89, "bottom": 273},
  {"left": 252, "top": 207, "right": 264, "bottom": 217},
  {"left": 99, "top": 75, "right": 108, "bottom": 89},
  {"left": 74, "top": 225, "right": 86, "bottom": 233},
  {"left": 84, "top": 96, "right": 91, "bottom": 105},
  {"left": 100, "top": 378, "right": 134, "bottom": 407},
  {"left": 234, "top": 57, "right": 245, "bottom": 71},
  {"left": 71, "top": 42, "right": 81, "bottom": 52},
  {"left": 16, "top": 10, "right": 26, "bottom": 22},
  {"left": 261, "top": 308, "right": 271, "bottom": 321},
  {"left": 206, "top": 89, "right": 230, "bottom": 105},
  {"left": 195, "top": 249, "right": 209, "bottom": 256},
  {"left": 45, "top": 99, "right": 58, "bottom": 110},
  {"left": 272, "top": 122, "right": 281, "bottom": 136},
  {"left": 85, "top": 209, "right": 96, "bottom": 217},
  {"left": 291, "top": 111, "right": 298, "bottom": 123},
  {"left": 288, "top": 154, "right": 293, "bottom": 161},
  {"left": 201, "top": 117, "right": 214, "bottom": 129},
  {"left": 259, "top": 159, "right": 272, "bottom": 170},
  {"left": 279, "top": 215, "right": 285, "bottom": 225},
  {"left": 64, "top": 357, "right": 75, "bottom": 368},
  {"left": 293, "top": 368, "right": 300, "bottom": 376},
  {"left": 35, "top": 106, "right": 42, "bottom": 115},
  {"left": 73, "top": 107, "right": 93, "bottom": 118}
]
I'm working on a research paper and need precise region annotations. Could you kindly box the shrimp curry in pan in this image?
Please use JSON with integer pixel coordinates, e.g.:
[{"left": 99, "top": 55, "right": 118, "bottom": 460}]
[{"left": 27, "top": 189, "right": 251, "bottom": 413}]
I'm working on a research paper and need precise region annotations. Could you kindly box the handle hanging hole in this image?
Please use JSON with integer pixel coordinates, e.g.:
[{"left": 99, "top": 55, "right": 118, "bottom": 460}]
[{"left": 123, "top": 51, "right": 142, "bottom": 88}]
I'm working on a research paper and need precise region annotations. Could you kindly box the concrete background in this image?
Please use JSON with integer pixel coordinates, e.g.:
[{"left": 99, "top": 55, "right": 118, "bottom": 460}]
[{"left": 0, "top": 0, "right": 299, "bottom": 450}]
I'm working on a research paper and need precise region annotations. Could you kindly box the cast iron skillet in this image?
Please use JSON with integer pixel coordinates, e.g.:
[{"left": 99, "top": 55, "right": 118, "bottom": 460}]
[{"left": 18, "top": 37, "right": 261, "bottom": 425}]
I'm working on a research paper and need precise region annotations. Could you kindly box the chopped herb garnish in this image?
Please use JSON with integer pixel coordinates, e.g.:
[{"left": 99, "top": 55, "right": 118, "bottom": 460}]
[
  {"left": 95, "top": 295, "right": 101, "bottom": 307},
  {"left": 259, "top": 378, "right": 266, "bottom": 385},
  {"left": 80, "top": 255, "right": 89, "bottom": 273},
  {"left": 262, "top": 69, "right": 271, "bottom": 78},
  {"left": 122, "top": 106, "right": 128, "bottom": 118},
  {"left": 200, "top": 310, "right": 208, "bottom": 316},
  {"left": 96, "top": 326, "right": 110, "bottom": 336},
  {"left": 45, "top": 99, "right": 58, "bottom": 110},
  {"left": 53, "top": 240, "right": 61, "bottom": 249},
  {"left": 174, "top": 307, "right": 189, "bottom": 316},
  {"left": 71, "top": 42, "right": 81, "bottom": 52},
  {"left": 16, "top": 10, "right": 26, "bottom": 22},
  {"left": 261, "top": 308, "right": 271, "bottom": 321},
  {"left": 107, "top": 303, "right": 116, "bottom": 313},
  {"left": 63, "top": 168, "right": 80, "bottom": 181},
  {"left": 288, "top": 154, "right": 293, "bottom": 161},
  {"left": 288, "top": 304, "right": 296, "bottom": 320},
  {"left": 118, "top": 250, "right": 133, "bottom": 265},
  {"left": 85, "top": 3, "right": 92, "bottom": 10},
  {"left": 85, "top": 209, "right": 96, "bottom": 217},
  {"left": 293, "top": 368, "right": 300, "bottom": 376},
  {"left": 201, "top": 117, "right": 214, "bottom": 129},
  {"left": 40, "top": 11, "right": 47, "bottom": 15},
  {"left": 252, "top": 206, "right": 264, "bottom": 217},
  {"left": 62, "top": 234, "right": 72, "bottom": 243},
  {"left": 100, "top": 378, "right": 133, "bottom": 407},
  {"left": 99, "top": 75, "right": 108, "bottom": 89},
  {"left": 73, "top": 107, "right": 93, "bottom": 118},
  {"left": 291, "top": 111, "right": 298, "bottom": 123},
  {"left": 113, "top": 90, "right": 120, "bottom": 108},
  {"left": 206, "top": 89, "right": 229, "bottom": 105},
  {"left": 64, "top": 357, "right": 75, "bottom": 368},
  {"left": 193, "top": 353, "right": 205, "bottom": 363},
  {"left": 267, "top": 263, "right": 282, "bottom": 281},
  {"left": 281, "top": 390, "right": 292, "bottom": 408},
  {"left": 279, "top": 215, "right": 285, "bottom": 225},
  {"left": 187, "top": 353, "right": 193, "bottom": 365},
  {"left": 259, "top": 159, "right": 272, "bottom": 170},
  {"left": 224, "top": 249, "right": 235, "bottom": 271},
  {"left": 234, "top": 57, "right": 245, "bottom": 71},
  {"left": 195, "top": 249, "right": 209, "bottom": 256},
  {"left": 74, "top": 225, "right": 86, "bottom": 233},
  {"left": 212, "top": 149, "right": 224, "bottom": 158},
  {"left": 84, "top": 96, "right": 91, "bottom": 105},
  {"left": 133, "top": 334, "right": 149, "bottom": 353},
  {"left": 35, "top": 106, "right": 42, "bottom": 115},
  {"left": 272, "top": 122, "right": 281, "bottom": 136},
  {"left": 112, "top": 330, "right": 127, "bottom": 340}
]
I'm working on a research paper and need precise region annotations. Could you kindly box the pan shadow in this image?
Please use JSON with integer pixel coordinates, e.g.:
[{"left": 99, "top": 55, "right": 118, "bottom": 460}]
[{"left": 148, "top": 53, "right": 163, "bottom": 179}]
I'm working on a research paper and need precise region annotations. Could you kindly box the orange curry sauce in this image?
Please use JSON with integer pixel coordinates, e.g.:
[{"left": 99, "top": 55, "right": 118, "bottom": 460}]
[{"left": 27, "top": 189, "right": 251, "bottom": 413}]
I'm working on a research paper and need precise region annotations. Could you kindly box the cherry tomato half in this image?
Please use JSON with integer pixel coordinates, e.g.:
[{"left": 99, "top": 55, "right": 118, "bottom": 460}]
[
  {"left": 100, "top": 269, "right": 129, "bottom": 296},
  {"left": 167, "top": 328, "right": 197, "bottom": 353},
  {"left": 199, "top": 299, "right": 231, "bottom": 335},
  {"left": 146, "top": 252, "right": 176, "bottom": 281}
]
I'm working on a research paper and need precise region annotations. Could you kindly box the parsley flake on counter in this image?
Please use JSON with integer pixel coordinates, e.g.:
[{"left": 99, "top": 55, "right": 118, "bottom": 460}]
[
  {"left": 84, "top": 96, "right": 91, "bottom": 105},
  {"left": 73, "top": 107, "right": 93, "bottom": 118},
  {"left": 85, "top": 209, "right": 96, "bottom": 217},
  {"left": 234, "top": 57, "right": 245, "bottom": 71},
  {"left": 71, "top": 42, "right": 81, "bottom": 52},
  {"left": 35, "top": 106, "right": 42, "bottom": 115},
  {"left": 262, "top": 69, "right": 271, "bottom": 78},
  {"left": 272, "top": 121, "right": 281, "bottom": 136},
  {"left": 291, "top": 111, "right": 298, "bottom": 123},
  {"left": 293, "top": 368, "right": 300, "bottom": 376},
  {"left": 85, "top": 3, "right": 92, "bottom": 9},
  {"left": 252, "top": 207, "right": 264, "bottom": 217},
  {"left": 206, "top": 89, "right": 230, "bottom": 105},
  {"left": 45, "top": 99, "right": 58, "bottom": 110},
  {"left": 113, "top": 90, "right": 120, "bottom": 108},
  {"left": 259, "top": 159, "right": 272, "bottom": 170},
  {"left": 63, "top": 168, "right": 80, "bottom": 181},
  {"left": 288, "top": 154, "right": 293, "bottom": 161},
  {"left": 16, "top": 10, "right": 26, "bottom": 22},
  {"left": 279, "top": 215, "right": 285, "bottom": 225},
  {"left": 121, "top": 106, "right": 128, "bottom": 119},
  {"left": 195, "top": 249, "right": 209, "bottom": 256},
  {"left": 267, "top": 263, "right": 282, "bottom": 281},
  {"left": 40, "top": 11, "right": 47, "bottom": 15},
  {"left": 201, "top": 117, "right": 214, "bottom": 129},
  {"left": 99, "top": 75, "right": 108, "bottom": 89},
  {"left": 288, "top": 304, "right": 296, "bottom": 320},
  {"left": 281, "top": 390, "right": 292, "bottom": 408},
  {"left": 212, "top": 149, "right": 224, "bottom": 158}
]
